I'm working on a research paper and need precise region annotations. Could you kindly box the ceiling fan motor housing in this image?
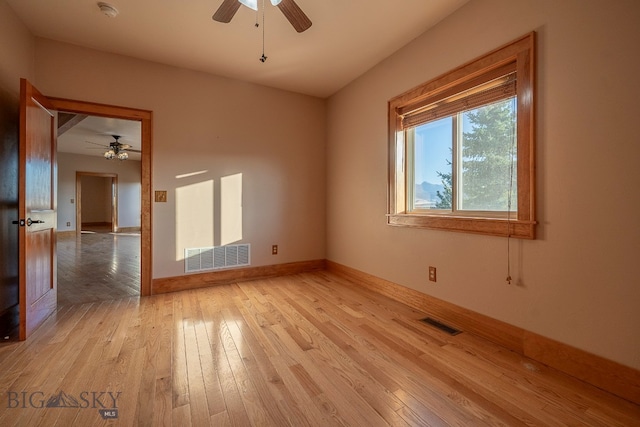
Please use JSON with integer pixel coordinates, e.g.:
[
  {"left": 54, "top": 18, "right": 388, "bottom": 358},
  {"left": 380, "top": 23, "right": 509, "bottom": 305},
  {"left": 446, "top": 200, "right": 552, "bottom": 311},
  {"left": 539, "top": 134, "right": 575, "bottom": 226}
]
[{"left": 97, "top": 2, "right": 119, "bottom": 18}]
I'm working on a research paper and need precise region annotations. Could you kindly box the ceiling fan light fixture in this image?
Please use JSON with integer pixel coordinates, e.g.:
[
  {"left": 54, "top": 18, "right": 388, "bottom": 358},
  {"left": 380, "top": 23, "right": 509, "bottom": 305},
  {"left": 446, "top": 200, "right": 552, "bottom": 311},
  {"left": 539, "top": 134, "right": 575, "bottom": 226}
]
[
  {"left": 103, "top": 135, "right": 133, "bottom": 160},
  {"left": 97, "top": 2, "right": 119, "bottom": 18},
  {"left": 239, "top": 0, "right": 258, "bottom": 11}
]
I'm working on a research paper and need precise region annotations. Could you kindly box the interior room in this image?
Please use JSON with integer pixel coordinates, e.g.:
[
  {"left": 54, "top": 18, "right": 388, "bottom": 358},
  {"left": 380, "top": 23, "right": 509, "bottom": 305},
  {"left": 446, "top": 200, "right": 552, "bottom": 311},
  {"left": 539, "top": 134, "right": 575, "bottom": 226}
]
[
  {"left": 56, "top": 115, "right": 143, "bottom": 305},
  {"left": 1, "top": 0, "right": 639, "bottom": 424}
]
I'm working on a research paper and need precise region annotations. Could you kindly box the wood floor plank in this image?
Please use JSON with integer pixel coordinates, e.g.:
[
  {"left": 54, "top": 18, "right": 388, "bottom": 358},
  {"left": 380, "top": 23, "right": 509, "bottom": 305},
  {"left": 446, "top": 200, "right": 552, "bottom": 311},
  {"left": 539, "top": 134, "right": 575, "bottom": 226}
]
[
  {"left": 193, "top": 289, "right": 229, "bottom": 419},
  {"left": 219, "top": 308, "right": 277, "bottom": 426},
  {"left": 431, "top": 345, "right": 555, "bottom": 425},
  {"left": 152, "top": 295, "right": 174, "bottom": 426},
  {"left": 225, "top": 300, "right": 317, "bottom": 426},
  {"left": 171, "top": 402, "right": 192, "bottom": 427},
  {"left": 193, "top": 320, "right": 226, "bottom": 418},
  {"left": 153, "top": 376, "right": 173, "bottom": 427},
  {"left": 171, "top": 296, "right": 190, "bottom": 412},
  {"left": 268, "top": 285, "right": 410, "bottom": 425},
  {"left": 279, "top": 291, "right": 404, "bottom": 393},
  {"left": 269, "top": 356, "right": 337, "bottom": 426},
  {"left": 265, "top": 322, "right": 392, "bottom": 426},
  {"left": 135, "top": 296, "right": 167, "bottom": 427},
  {"left": 184, "top": 321, "right": 211, "bottom": 426},
  {"left": 232, "top": 295, "right": 331, "bottom": 425},
  {"left": 359, "top": 322, "right": 524, "bottom": 426},
  {"left": 214, "top": 320, "right": 254, "bottom": 427},
  {"left": 209, "top": 410, "right": 231, "bottom": 426},
  {"left": 103, "top": 297, "right": 140, "bottom": 361}
]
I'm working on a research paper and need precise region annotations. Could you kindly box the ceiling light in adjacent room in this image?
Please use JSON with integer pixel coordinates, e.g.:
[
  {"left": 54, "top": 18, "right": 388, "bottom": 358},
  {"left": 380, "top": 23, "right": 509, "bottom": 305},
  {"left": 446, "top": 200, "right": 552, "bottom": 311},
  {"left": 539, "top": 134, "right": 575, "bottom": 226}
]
[{"left": 103, "top": 135, "right": 135, "bottom": 160}]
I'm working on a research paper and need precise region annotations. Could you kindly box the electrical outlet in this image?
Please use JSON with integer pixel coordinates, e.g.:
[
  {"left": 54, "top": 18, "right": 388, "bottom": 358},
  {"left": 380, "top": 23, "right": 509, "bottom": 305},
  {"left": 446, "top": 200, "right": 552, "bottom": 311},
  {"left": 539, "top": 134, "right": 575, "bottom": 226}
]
[
  {"left": 66, "top": 222, "right": 71, "bottom": 227},
  {"left": 428, "top": 266, "right": 437, "bottom": 282},
  {"left": 272, "top": 245, "right": 278, "bottom": 255}
]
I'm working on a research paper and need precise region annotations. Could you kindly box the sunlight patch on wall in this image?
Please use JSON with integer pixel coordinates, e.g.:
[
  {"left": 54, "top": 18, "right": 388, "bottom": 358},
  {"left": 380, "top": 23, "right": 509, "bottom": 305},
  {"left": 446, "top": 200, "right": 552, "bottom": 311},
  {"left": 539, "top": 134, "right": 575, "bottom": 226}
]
[
  {"left": 176, "top": 179, "right": 214, "bottom": 260},
  {"left": 176, "top": 170, "right": 208, "bottom": 179},
  {"left": 221, "top": 173, "right": 243, "bottom": 246}
]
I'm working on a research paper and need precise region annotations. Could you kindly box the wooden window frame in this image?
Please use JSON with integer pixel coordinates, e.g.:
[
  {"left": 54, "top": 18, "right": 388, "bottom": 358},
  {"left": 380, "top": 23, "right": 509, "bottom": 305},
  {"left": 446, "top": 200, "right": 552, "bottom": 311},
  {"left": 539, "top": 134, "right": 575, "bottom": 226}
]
[{"left": 387, "top": 32, "right": 536, "bottom": 239}]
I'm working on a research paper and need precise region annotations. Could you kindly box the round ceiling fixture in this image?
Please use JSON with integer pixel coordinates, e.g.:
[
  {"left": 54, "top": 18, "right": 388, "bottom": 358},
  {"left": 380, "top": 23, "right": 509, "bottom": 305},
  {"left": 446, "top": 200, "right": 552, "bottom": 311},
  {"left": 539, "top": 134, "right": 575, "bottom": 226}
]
[{"left": 97, "top": 2, "right": 119, "bottom": 18}]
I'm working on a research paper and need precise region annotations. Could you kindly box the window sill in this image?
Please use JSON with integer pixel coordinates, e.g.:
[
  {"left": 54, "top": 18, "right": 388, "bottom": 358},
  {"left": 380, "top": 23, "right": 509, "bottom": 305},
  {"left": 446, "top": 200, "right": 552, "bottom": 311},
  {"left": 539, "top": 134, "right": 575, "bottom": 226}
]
[{"left": 387, "top": 214, "right": 536, "bottom": 239}]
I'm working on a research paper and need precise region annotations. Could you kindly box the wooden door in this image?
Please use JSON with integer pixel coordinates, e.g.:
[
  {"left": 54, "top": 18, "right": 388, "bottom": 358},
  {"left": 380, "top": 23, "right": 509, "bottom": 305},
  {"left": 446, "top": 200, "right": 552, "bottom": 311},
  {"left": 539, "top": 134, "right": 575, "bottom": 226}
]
[{"left": 18, "top": 79, "right": 57, "bottom": 340}]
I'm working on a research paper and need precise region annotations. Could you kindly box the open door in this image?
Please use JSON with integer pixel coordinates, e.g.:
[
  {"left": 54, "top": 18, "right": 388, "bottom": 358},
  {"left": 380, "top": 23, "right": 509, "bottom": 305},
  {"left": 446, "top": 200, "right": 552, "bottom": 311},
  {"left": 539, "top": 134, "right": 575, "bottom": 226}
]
[{"left": 18, "top": 79, "right": 57, "bottom": 340}]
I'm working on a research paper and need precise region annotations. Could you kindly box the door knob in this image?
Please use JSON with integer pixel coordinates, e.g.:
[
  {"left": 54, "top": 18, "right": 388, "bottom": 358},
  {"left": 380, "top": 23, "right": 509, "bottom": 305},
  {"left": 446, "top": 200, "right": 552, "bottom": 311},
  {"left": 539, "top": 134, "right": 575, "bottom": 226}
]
[{"left": 27, "top": 218, "right": 44, "bottom": 226}]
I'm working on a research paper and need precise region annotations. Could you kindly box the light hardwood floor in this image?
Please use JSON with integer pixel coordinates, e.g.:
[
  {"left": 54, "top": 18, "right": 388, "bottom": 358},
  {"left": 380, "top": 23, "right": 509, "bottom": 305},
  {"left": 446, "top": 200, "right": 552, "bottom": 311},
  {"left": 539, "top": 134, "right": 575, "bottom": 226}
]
[{"left": 0, "top": 271, "right": 638, "bottom": 426}]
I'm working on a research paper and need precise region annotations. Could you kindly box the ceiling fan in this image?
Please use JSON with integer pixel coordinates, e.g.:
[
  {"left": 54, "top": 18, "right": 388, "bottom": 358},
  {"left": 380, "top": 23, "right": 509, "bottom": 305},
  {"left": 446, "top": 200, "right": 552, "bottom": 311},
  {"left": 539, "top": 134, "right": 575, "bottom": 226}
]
[
  {"left": 85, "top": 135, "right": 140, "bottom": 160},
  {"left": 213, "top": 0, "right": 312, "bottom": 33}
]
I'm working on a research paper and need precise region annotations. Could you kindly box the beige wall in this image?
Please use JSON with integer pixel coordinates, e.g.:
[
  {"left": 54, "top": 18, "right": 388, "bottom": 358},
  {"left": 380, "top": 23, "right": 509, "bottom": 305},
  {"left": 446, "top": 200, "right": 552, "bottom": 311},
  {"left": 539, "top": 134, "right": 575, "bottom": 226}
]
[
  {"left": 80, "top": 175, "right": 111, "bottom": 224},
  {"left": 0, "top": 0, "right": 35, "bottom": 96},
  {"left": 33, "top": 39, "right": 326, "bottom": 279},
  {"left": 326, "top": 0, "right": 640, "bottom": 369}
]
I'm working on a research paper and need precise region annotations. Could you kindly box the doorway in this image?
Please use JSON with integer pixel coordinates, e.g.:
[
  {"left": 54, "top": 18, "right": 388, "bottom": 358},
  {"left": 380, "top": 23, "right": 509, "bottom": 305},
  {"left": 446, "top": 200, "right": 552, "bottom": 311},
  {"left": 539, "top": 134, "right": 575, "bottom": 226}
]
[
  {"left": 50, "top": 98, "right": 152, "bottom": 297},
  {"left": 77, "top": 172, "right": 117, "bottom": 234},
  {"left": 57, "top": 114, "right": 143, "bottom": 306}
]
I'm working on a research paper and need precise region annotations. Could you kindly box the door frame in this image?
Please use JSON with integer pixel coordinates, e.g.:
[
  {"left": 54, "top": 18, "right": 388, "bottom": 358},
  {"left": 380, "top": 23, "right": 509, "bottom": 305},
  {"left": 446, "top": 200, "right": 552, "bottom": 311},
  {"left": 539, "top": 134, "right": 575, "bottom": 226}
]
[
  {"left": 49, "top": 97, "right": 152, "bottom": 297},
  {"left": 76, "top": 172, "right": 118, "bottom": 234}
]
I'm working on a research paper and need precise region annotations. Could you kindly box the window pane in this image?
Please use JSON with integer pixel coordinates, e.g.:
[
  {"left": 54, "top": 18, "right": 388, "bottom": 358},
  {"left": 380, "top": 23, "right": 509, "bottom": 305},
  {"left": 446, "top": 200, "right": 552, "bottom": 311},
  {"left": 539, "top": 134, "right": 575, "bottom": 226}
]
[
  {"left": 459, "top": 97, "right": 517, "bottom": 211},
  {"left": 413, "top": 117, "right": 452, "bottom": 210}
]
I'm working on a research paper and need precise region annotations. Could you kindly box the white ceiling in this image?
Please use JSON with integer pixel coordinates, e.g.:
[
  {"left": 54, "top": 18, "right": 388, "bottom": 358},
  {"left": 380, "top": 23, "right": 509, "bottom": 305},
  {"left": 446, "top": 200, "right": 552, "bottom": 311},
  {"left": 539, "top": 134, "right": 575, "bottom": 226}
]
[
  {"left": 57, "top": 115, "right": 142, "bottom": 160},
  {"left": 7, "top": 0, "right": 469, "bottom": 98}
]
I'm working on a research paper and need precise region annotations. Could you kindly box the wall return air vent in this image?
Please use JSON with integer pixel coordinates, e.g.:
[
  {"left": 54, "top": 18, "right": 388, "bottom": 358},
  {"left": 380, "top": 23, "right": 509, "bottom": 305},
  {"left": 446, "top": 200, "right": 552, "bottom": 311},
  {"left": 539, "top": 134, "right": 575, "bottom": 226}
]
[{"left": 185, "top": 244, "right": 250, "bottom": 273}]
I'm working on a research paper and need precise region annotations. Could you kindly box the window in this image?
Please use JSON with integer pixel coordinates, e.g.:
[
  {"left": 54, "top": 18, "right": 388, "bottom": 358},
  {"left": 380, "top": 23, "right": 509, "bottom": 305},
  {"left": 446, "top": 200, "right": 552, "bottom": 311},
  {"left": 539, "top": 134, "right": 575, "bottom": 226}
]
[{"left": 388, "top": 33, "right": 536, "bottom": 239}]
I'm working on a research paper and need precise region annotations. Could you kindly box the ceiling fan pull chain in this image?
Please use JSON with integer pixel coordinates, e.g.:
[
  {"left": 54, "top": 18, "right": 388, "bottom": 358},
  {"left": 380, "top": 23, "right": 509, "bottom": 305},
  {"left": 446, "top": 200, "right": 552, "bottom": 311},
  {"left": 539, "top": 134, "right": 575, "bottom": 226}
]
[
  {"left": 255, "top": 3, "right": 259, "bottom": 27},
  {"left": 259, "top": 0, "right": 267, "bottom": 62}
]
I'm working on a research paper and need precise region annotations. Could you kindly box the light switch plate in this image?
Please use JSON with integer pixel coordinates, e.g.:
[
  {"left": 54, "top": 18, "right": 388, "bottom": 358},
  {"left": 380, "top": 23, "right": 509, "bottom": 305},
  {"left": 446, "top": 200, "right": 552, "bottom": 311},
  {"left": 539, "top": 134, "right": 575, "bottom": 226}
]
[{"left": 155, "top": 190, "right": 167, "bottom": 203}]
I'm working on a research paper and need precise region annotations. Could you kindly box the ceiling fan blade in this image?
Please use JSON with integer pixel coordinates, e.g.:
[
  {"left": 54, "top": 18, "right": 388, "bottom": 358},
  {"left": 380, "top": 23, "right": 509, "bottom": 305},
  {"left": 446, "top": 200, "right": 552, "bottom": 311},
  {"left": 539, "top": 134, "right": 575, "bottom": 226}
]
[
  {"left": 276, "top": 0, "right": 312, "bottom": 33},
  {"left": 212, "top": 0, "right": 241, "bottom": 23},
  {"left": 125, "top": 148, "right": 142, "bottom": 153},
  {"left": 84, "top": 140, "right": 108, "bottom": 148}
]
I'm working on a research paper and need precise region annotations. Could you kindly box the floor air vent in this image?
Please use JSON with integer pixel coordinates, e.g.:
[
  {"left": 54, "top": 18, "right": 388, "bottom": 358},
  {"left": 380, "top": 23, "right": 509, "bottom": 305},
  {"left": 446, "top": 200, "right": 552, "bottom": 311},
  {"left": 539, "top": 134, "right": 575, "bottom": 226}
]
[
  {"left": 185, "top": 244, "right": 250, "bottom": 273},
  {"left": 419, "top": 317, "right": 461, "bottom": 336}
]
